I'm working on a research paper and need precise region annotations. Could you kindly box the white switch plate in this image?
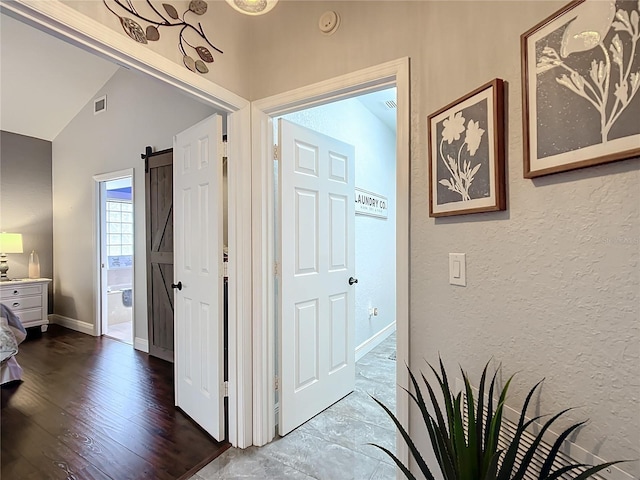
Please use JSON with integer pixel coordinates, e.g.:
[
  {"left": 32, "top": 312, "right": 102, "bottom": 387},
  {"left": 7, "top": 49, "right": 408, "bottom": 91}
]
[{"left": 449, "top": 253, "right": 466, "bottom": 286}]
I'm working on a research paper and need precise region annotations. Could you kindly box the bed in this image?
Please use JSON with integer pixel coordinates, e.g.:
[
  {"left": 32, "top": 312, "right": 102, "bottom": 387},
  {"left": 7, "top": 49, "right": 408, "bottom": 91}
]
[{"left": 0, "top": 303, "right": 26, "bottom": 385}]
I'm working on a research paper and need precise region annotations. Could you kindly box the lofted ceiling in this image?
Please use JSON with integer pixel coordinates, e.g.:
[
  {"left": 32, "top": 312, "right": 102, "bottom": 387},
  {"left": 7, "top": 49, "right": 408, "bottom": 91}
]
[
  {"left": 0, "top": 13, "right": 119, "bottom": 141},
  {"left": 0, "top": 12, "right": 394, "bottom": 142}
]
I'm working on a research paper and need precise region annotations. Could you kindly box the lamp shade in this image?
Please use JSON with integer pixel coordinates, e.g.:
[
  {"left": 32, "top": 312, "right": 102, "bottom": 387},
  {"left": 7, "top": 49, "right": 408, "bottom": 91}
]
[
  {"left": 225, "top": 0, "right": 278, "bottom": 16},
  {"left": 0, "top": 233, "right": 23, "bottom": 253}
]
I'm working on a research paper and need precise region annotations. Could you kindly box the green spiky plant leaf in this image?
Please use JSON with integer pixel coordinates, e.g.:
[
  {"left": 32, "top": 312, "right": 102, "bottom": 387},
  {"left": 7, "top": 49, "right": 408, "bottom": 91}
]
[{"left": 370, "top": 360, "right": 627, "bottom": 480}]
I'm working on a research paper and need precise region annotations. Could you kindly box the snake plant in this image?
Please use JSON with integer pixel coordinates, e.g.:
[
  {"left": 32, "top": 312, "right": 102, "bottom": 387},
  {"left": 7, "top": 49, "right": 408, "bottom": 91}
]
[{"left": 371, "top": 359, "right": 625, "bottom": 480}]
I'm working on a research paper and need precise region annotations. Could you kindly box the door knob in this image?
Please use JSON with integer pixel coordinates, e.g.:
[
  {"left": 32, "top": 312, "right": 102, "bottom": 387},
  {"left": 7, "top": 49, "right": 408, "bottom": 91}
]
[
  {"left": 348, "top": 277, "right": 358, "bottom": 285},
  {"left": 171, "top": 281, "right": 183, "bottom": 291}
]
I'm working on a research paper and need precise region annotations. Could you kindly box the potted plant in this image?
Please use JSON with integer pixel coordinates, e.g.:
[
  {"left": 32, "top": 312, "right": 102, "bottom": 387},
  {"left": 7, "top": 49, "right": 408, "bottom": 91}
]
[{"left": 371, "top": 359, "right": 626, "bottom": 480}]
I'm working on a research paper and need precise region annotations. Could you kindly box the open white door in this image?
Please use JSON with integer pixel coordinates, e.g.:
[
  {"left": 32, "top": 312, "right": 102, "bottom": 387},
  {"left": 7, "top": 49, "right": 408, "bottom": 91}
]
[
  {"left": 173, "top": 114, "right": 225, "bottom": 440},
  {"left": 278, "top": 119, "right": 356, "bottom": 435}
]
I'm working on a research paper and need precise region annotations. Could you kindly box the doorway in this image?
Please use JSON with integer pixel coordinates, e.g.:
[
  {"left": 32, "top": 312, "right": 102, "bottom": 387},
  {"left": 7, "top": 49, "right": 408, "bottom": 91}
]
[
  {"left": 251, "top": 58, "right": 409, "bottom": 458},
  {"left": 275, "top": 87, "right": 398, "bottom": 435},
  {"left": 4, "top": 0, "right": 252, "bottom": 449},
  {"left": 96, "top": 170, "right": 135, "bottom": 345}
]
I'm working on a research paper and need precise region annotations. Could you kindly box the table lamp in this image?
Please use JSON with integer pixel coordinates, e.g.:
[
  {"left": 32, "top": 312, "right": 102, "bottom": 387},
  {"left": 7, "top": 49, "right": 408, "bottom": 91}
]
[{"left": 0, "top": 233, "right": 24, "bottom": 281}]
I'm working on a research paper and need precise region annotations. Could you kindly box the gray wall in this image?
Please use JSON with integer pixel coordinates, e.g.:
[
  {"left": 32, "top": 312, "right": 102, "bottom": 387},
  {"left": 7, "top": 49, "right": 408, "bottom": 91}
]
[
  {"left": 0, "top": 131, "right": 54, "bottom": 311},
  {"left": 52, "top": 67, "right": 216, "bottom": 345},
  {"left": 249, "top": 1, "right": 640, "bottom": 476}
]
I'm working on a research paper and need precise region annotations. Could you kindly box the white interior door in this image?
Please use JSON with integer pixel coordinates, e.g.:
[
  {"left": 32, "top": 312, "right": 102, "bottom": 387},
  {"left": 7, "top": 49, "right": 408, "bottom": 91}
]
[
  {"left": 173, "top": 114, "right": 225, "bottom": 440},
  {"left": 278, "top": 119, "right": 356, "bottom": 435}
]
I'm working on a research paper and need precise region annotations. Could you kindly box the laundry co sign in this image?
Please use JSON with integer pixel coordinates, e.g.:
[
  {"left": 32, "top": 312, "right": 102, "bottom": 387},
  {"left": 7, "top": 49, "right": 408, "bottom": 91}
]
[{"left": 355, "top": 188, "right": 388, "bottom": 219}]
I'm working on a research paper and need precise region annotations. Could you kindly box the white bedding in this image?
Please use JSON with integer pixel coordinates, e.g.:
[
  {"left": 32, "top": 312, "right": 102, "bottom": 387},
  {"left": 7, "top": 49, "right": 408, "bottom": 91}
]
[{"left": 0, "top": 303, "right": 26, "bottom": 384}]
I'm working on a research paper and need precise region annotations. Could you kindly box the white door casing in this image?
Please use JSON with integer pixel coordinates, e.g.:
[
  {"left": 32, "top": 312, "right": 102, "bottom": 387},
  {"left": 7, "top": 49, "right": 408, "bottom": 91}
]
[
  {"left": 174, "top": 114, "right": 225, "bottom": 440},
  {"left": 278, "top": 119, "right": 356, "bottom": 435}
]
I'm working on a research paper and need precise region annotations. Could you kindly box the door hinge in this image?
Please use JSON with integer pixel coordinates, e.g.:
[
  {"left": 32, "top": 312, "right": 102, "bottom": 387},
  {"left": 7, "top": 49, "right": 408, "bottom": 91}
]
[
  {"left": 274, "top": 262, "right": 279, "bottom": 276},
  {"left": 273, "top": 144, "right": 279, "bottom": 161},
  {"left": 274, "top": 376, "right": 279, "bottom": 392},
  {"left": 222, "top": 139, "right": 228, "bottom": 158},
  {"left": 224, "top": 381, "right": 229, "bottom": 397},
  {"left": 223, "top": 261, "right": 229, "bottom": 278}
]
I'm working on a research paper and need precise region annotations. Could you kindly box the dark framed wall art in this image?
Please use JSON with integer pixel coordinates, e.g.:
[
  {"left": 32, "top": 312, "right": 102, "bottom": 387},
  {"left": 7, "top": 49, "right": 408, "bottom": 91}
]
[
  {"left": 521, "top": 0, "right": 640, "bottom": 178},
  {"left": 428, "top": 78, "right": 506, "bottom": 217}
]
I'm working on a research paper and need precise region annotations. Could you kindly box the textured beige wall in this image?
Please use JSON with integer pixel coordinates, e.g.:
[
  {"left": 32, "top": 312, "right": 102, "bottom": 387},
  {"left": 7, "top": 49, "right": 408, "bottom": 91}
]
[{"left": 248, "top": 1, "right": 639, "bottom": 475}]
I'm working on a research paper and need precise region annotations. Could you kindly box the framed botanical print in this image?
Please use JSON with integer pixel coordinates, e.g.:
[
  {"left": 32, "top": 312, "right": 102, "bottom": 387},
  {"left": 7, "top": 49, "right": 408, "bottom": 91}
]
[
  {"left": 428, "top": 79, "right": 506, "bottom": 217},
  {"left": 521, "top": 0, "right": 640, "bottom": 178}
]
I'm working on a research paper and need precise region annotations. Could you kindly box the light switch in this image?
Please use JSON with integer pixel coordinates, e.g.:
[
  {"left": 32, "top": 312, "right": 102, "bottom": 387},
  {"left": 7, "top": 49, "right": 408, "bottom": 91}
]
[
  {"left": 449, "top": 253, "right": 466, "bottom": 286},
  {"left": 452, "top": 260, "right": 461, "bottom": 278}
]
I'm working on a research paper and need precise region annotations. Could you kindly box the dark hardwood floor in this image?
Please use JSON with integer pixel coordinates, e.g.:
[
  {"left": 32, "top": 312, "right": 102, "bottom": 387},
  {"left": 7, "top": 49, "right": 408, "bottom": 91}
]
[{"left": 1, "top": 324, "right": 229, "bottom": 479}]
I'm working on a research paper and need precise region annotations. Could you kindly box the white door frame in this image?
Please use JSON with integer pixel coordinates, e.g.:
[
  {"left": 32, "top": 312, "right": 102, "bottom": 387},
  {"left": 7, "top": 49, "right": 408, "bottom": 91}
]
[
  {"left": 251, "top": 58, "right": 410, "bottom": 468},
  {"left": 93, "top": 168, "right": 135, "bottom": 339},
  {"left": 4, "top": 0, "right": 253, "bottom": 449}
]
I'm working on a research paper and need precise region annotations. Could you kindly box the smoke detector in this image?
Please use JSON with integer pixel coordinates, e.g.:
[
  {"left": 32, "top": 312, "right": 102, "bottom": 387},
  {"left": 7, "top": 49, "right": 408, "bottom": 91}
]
[{"left": 319, "top": 11, "right": 340, "bottom": 35}]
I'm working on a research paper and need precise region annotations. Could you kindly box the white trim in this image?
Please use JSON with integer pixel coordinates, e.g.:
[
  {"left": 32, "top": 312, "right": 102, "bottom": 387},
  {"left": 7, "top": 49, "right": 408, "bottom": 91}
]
[
  {"left": 92, "top": 168, "right": 134, "bottom": 183},
  {"left": 251, "top": 58, "right": 410, "bottom": 469},
  {"left": 92, "top": 168, "right": 135, "bottom": 339},
  {"left": 395, "top": 57, "right": 411, "bottom": 474},
  {"left": 355, "top": 322, "right": 396, "bottom": 362},
  {"left": 5, "top": 0, "right": 252, "bottom": 449},
  {"left": 50, "top": 314, "right": 95, "bottom": 336},
  {"left": 227, "top": 106, "right": 253, "bottom": 448},
  {"left": 250, "top": 106, "right": 276, "bottom": 446},
  {"left": 134, "top": 337, "right": 150, "bottom": 353}
]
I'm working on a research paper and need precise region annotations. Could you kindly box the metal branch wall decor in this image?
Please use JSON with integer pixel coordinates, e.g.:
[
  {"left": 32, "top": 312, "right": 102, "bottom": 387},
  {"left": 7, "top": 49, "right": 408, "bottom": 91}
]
[{"left": 103, "top": 0, "right": 222, "bottom": 74}]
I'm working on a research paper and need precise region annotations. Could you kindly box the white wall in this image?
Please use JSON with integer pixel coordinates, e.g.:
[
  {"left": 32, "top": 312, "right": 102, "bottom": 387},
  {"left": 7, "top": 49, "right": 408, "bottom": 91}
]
[
  {"left": 250, "top": 1, "right": 640, "bottom": 476},
  {"left": 283, "top": 96, "right": 396, "bottom": 349},
  {"left": 52, "top": 67, "right": 215, "bottom": 345}
]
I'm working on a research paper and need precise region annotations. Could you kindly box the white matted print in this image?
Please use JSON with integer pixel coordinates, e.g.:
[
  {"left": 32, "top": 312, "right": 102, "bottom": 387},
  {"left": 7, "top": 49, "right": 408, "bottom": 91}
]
[
  {"left": 522, "top": 0, "right": 640, "bottom": 177},
  {"left": 355, "top": 188, "right": 388, "bottom": 219},
  {"left": 428, "top": 79, "right": 506, "bottom": 217}
]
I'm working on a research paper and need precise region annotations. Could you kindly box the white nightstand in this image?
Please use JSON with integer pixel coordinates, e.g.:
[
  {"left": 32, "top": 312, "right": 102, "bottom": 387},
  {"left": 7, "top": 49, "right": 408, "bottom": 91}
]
[{"left": 0, "top": 278, "right": 52, "bottom": 332}]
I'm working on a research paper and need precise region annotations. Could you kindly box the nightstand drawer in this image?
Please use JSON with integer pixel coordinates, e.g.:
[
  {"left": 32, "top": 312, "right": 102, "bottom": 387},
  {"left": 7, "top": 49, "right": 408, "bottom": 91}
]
[
  {"left": 0, "top": 284, "right": 43, "bottom": 299},
  {"left": 15, "top": 308, "right": 45, "bottom": 325},
  {"left": 6, "top": 295, "right": 42, "bottom": 311}
]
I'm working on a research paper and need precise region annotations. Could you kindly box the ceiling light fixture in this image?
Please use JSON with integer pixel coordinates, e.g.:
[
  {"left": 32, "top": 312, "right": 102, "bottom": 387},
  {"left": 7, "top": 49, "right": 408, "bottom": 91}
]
[{"left": 226, "top": 0, "right": 278, "bottom": 16}]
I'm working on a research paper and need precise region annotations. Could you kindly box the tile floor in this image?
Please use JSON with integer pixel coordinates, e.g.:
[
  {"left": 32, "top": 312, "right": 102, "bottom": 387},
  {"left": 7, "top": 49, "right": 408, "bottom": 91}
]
[
  {"left": 191, "top": 333, "right": 398, "bottom": 480},
  {"left": 105, "top": 321, "right": 133, "bottom": 345}
]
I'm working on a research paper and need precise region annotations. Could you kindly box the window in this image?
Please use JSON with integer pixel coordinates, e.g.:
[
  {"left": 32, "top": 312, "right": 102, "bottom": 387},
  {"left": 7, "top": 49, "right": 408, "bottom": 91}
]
[{"left": 106, "top": 201, "right": 133, "bottom": 268}]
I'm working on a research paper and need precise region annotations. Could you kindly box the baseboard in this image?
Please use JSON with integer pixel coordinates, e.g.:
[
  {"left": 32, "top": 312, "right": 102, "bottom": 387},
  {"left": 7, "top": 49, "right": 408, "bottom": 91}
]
[
  {"left": 134, "top": 337, "right": 149, "bottom": 353},
  {"left": 355, "top": 321, "right": 396, "bottom": 362},
  {"left": 49, "top": 314, "right": 95, "bottom": 336}
]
